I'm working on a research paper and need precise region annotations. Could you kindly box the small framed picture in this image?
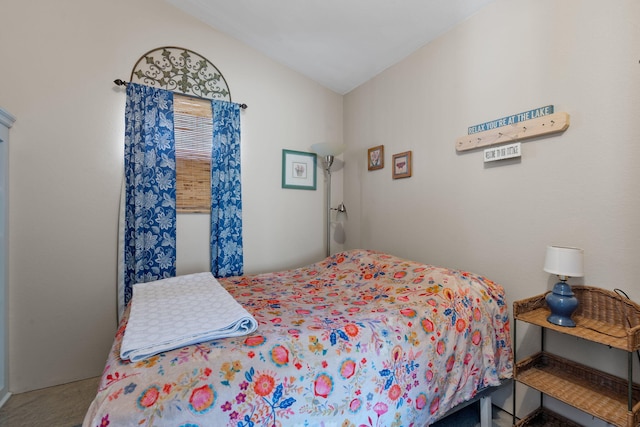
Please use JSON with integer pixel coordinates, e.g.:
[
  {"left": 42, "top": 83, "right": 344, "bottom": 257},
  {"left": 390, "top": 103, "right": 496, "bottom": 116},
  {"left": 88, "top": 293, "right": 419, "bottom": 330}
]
[
  {"left": 367, "top": 145, "right": 384, "bottom": 171},
  {"left": 282, "top": 149, "right": 317, "bottom": 190},
  {"left": 392, "top": 151, "right": 412, "bottom": 179}
]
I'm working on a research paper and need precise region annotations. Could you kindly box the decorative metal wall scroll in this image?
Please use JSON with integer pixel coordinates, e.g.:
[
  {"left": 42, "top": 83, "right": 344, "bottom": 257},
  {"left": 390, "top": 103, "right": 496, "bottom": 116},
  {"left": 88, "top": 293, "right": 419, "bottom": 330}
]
[{"left": 129, "top": 46, "right": 231, "bottom": 101}]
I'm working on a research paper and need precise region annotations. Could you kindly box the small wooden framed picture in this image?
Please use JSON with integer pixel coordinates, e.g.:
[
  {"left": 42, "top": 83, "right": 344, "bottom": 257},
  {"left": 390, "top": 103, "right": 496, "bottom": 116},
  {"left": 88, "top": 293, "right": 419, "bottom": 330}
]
[
  {"left": 392, "top": 151, "right": 412, "bottom": 179},
  {"left": 367, "top": 145, "right": 384, "bottom": 171}
]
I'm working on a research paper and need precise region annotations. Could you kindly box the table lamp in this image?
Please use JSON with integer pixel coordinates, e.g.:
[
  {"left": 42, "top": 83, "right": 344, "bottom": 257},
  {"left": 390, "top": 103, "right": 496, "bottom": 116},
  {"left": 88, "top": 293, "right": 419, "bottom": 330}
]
[{"left": 543, "top": 245, "right": 584, "bottom": 327}]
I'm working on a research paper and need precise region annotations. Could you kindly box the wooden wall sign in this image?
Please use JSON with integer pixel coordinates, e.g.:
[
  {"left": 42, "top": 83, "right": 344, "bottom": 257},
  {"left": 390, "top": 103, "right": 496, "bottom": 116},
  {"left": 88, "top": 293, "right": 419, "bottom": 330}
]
[
  {"left": 456, "top": 105, "right": 570, "bottom": 152},
  {"left": 484, "top": 143, "right": 521, "bottom": 162}
]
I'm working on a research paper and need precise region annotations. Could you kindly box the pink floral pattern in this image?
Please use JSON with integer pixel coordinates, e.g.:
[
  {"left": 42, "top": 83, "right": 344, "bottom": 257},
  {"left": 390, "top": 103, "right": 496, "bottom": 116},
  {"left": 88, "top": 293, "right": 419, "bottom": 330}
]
[{"left": 84, "top": 250, "right": 512, "bottom": 426}]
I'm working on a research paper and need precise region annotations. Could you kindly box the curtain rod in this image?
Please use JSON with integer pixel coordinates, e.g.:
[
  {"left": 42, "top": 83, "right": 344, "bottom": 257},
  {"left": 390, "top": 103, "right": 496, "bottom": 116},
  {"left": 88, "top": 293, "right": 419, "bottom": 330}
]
[{"left": 113, "top": 79, "right": 248, "bottom": 109}]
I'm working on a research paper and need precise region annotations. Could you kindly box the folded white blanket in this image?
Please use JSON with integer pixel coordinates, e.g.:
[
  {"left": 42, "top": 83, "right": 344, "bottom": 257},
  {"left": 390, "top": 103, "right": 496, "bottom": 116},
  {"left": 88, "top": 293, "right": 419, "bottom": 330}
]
[{"left": 121, "top": 272, "right": 258, "bottom": 362}]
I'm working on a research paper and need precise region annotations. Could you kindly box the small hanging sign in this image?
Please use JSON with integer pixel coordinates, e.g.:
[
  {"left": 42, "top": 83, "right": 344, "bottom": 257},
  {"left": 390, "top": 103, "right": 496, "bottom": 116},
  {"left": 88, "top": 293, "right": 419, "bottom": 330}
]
[
  {"left": 456, "top": 109, "right": 569, "bottom": 153},
  {"left": 484, "top": 143, "right": 521, "bottom": 163},
  {"left": 468, "top": 105, "right": 554, "bottom": 135}
]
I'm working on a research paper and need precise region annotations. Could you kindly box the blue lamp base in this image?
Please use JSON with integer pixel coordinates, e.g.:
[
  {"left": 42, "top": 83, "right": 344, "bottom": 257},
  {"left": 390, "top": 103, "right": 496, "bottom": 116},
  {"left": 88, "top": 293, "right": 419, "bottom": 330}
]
[{"left": 545, "top": 281, "right": 578, "bottom": 327}]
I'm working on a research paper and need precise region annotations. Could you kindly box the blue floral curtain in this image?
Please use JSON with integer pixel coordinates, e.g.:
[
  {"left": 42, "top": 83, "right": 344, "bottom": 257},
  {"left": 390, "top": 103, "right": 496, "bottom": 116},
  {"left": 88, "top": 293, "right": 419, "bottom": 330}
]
[
  {"left": 210, "top": 100, "right": 243, "bottom": 276},
  {"left": 123, "top": 83, "right": 176, "bottom": 308}
]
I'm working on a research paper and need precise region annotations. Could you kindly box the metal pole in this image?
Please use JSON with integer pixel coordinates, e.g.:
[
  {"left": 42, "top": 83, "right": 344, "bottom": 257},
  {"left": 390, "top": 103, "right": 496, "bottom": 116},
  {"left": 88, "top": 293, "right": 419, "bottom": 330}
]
[
  {"left": 629, "top": 351, "right": 633, "bottom": 412},
  {"left": 324, "top": 155, "right": 334, "bottom": 257},
  {"left": 512, "top": 318, "right": 517, "bottom": 426}
]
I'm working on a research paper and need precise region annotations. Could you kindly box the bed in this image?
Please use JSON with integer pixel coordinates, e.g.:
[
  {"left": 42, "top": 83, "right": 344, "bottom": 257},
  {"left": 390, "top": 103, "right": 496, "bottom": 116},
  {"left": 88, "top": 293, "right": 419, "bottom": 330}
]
[{"left": 84, "top": 249, "right": 513, "bottom": 426}]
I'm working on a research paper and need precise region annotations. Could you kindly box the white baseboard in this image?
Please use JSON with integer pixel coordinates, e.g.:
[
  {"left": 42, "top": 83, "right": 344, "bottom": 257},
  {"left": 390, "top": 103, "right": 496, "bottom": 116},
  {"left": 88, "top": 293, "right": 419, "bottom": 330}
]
[{"left": 0, "top": 390, "right": 12, "bottom": 409}]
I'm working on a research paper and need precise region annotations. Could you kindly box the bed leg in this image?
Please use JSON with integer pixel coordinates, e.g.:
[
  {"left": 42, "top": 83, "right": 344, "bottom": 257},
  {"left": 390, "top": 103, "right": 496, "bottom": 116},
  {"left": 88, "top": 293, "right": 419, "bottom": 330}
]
[{"left": 479, "top": 395, "right": 492, "bottom": 427}]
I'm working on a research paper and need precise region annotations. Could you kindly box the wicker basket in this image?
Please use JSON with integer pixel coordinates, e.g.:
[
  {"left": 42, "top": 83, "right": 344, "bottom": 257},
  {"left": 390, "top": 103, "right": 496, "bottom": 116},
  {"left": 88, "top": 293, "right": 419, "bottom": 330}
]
[
  {"left": 514, "top": 285, "right": 640, "bottom": 351},
  {"left": 516, "top": 352, "right": 640, "bottom": 427},
  {"left": 515, "top": 407, "right": 582, "bottom": 427}
]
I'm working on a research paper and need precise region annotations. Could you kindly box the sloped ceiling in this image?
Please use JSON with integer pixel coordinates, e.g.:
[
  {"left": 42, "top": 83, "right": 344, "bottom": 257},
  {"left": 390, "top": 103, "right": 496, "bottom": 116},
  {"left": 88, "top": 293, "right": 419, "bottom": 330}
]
[{"left": 165, "top": 0, "right": 496, "bottom": 94}]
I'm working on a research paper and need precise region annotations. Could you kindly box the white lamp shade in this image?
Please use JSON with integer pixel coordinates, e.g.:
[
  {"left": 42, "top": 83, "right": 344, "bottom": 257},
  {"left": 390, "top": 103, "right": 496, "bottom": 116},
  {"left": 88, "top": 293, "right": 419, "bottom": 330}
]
[
  {"left": 311, "top": 143, "right": 346, "bottom": 157},
  {"left": 543, "top": 246, "right": 584, "bottom": 277}
]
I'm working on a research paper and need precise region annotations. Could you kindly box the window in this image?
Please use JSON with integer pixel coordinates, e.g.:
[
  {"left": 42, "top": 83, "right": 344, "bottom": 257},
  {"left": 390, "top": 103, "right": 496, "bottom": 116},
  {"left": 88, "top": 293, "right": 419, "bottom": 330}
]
[{"left": 174, "top": 94, "right": 212, "bottom": 213}]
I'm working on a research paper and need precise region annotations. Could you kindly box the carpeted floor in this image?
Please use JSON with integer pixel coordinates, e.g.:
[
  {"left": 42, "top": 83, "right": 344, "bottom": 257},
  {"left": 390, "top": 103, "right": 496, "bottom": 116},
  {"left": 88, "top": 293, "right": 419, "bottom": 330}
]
[
  {"left": 0, "top": 376, "right": 99, "bottom": 427},
  {"left": 432, "top": 401, "right": 481, "bottom": 427},
  {"left": 432, "top": 400, "right": 513, "bottom": 427}
]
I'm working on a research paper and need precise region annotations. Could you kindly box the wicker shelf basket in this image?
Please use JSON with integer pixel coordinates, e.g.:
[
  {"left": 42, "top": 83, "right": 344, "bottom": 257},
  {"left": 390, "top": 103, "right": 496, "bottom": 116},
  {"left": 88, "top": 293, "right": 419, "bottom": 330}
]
[
  {"left": 516, "top": 352, "right": 640, "bottom": 427},
  {"left": 513, "top": 286, "right": 640, "bottom": 427},
  {"left": 514, "top": 286, "right": 640, "bottom": 351},
  {"left": 515, "top": 407, "right": 582, "bottom": 427}
]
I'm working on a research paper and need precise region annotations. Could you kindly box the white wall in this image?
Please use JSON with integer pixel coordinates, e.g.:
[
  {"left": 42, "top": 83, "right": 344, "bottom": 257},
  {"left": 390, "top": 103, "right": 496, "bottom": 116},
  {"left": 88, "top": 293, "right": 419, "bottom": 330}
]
[
  {"left": 1, "top": 0, "right": 343, "bottom": 392},
  {"left": 343, "top": 0, "right": 639, "bottom": 424}
]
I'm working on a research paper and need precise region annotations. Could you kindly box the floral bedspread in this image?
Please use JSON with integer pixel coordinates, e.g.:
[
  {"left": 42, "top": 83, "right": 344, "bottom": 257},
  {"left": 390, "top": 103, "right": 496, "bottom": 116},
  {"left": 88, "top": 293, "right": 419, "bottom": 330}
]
[{"left": 84, "top": 250, "right": 512, "bottom": 427}]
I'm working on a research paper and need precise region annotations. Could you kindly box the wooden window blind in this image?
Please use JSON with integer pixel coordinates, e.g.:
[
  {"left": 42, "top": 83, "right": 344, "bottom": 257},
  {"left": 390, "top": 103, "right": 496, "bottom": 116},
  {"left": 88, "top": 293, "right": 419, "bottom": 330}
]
[{"left": 174, "top": 94, "right": 212, "bottom": 213}]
